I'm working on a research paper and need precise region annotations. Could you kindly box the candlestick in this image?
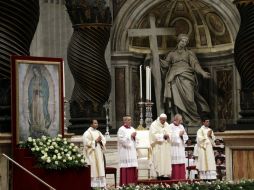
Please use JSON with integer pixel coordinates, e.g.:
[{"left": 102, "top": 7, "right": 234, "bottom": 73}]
[
  {"left": 145, "top": 101, "right": 153, "bottom": 129},
  {"left": 137, "top": 101, "right": 145, "bottom": 129},
  {"left": 103, "top": 100, "right": 111, "bottom": 139},
  {"left": 140, "top": 65, "right": 142, "bottom": 100}
]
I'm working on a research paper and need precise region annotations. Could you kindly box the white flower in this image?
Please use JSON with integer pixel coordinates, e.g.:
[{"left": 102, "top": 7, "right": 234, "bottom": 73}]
[
  {"left": 68, "top": 151, "right": 72, "bottom": 155},
  {"left": 28, "top": 137, "right": 33, "bottom": 142},
  {"left": 56, "top": 137, "right": 61, "bottom": 141},
  {"left": 41, "top": 155, "right": 47, "bottom": 160},
  {"left": 24, "top": 135, "right": 86, "bottom": 170},
  {"left": 57, "top": 134, "right": 62, "bottom": 138}
]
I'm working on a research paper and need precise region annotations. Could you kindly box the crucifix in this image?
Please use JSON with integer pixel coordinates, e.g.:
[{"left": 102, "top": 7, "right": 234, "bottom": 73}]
[{"left": 128, "top": 13, "right": 176, "bottom": 115}]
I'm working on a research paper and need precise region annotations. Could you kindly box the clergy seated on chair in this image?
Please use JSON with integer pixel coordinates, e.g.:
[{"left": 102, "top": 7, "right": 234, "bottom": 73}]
[{"left": 185, "top": 153, "right": 198, "bottom": 180}]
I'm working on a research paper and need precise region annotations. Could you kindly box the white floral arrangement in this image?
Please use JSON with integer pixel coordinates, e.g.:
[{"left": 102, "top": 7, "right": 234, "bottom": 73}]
[
  {"left": 114, "top": 180, "right": 254, "bottom": 190},
  {"left": 22, "top": 134, "right": 86, "bottom": 170}
]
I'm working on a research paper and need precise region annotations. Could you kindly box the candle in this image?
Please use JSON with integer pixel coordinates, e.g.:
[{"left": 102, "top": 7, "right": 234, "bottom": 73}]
[
  {"left": 63, "top": 60, "right": 65, "bottom": 97},
  {"left": 146, "top": 66, "right": 149, "bottom": 101},
  {"left": 149, "top": 67, "right": 151, "bottom": 101},
  {"left": 140, "top": 65, "right": 142, "bottom": 100}
]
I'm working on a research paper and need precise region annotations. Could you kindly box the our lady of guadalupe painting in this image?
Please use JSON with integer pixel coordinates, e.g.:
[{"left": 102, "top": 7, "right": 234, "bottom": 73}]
[{"left": 11, "top": 56, "right": 64, "bottom": 145}]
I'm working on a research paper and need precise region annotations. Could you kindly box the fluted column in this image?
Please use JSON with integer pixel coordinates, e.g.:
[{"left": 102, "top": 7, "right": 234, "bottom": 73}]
[
  {"left": 0, "top": 0, "right": 39, "bottom": 132},
  {"left": 65, "top": 0, "right": 112, "bottom": 134},
  {"left": 234, "top": 0, "right": 254, "bottom": 129}
]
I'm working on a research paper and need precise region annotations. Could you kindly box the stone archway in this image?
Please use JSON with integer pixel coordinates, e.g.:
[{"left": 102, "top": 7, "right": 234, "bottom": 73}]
[{"left": 111, "top": 0, "right": 241, "bottom": 131}]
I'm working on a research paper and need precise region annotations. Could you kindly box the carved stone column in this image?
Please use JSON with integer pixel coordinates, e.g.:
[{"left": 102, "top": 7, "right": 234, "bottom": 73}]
[
  {"left": 233, "top": 0, "right": 254, "bottom": 129},
  {"left": 65, "top": 0, "right": 112, "bottom": 134},
  {"left": 0, "top": 0, "right": 39, "bottom": 132}
]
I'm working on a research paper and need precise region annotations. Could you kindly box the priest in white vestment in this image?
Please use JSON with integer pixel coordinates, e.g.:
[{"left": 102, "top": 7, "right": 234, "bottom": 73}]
[
  {"left": 149, "top": 113, "right": 172, "bottom": 179},
  {"left": 196, "top": 118, "right": 217, "bottom": 180},
  {"left": 118, "top": 116, "right": 138, "bottom": 186},
  {"left": 170, "top": 114, "right": 188, "bottom": 179},
  {"left": 82, "top": 120, "right": 106, "bottom": 188}
]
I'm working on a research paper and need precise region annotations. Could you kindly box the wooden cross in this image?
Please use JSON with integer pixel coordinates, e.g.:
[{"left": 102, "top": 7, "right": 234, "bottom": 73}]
[{"left": 128, "top": 14, "right": 176, "bottom": 114}]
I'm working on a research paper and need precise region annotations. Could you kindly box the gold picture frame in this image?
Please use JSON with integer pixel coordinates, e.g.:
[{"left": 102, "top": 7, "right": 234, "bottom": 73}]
[{"left": 11, "top": 56, "right": 64, "bottom": 145}]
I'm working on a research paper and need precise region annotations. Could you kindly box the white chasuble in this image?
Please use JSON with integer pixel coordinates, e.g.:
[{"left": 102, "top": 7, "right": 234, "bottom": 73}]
[
  {"left": 82, "top": 127, "right": 106, "bottom": 187},
  {"left": 196, "top": 126, "right": 217, "bottom": 179},
  {"left": 149, "top": 118, "right": 172, "bottom": 177}
]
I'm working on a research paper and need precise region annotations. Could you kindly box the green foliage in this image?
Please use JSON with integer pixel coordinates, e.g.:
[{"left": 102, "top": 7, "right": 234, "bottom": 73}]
[
  {"left": 21, "top": 134, "right": 86, "bottom": 170},
  {"left": 113, "top": 180, "right": 254, "bottom": 190}
]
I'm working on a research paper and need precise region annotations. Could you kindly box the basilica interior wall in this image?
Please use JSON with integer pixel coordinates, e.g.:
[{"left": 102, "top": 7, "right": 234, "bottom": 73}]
[
  {"left": 28, "top": 0, "right": 242, "bottom": 132},
  {"left": 111, "top": 0, "right": 241, "bottom": 131}
]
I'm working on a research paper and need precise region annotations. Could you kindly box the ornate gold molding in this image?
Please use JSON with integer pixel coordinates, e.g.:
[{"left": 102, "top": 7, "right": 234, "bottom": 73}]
[{"left": 233, "top": 0, "right": 254, "bottom": 6}]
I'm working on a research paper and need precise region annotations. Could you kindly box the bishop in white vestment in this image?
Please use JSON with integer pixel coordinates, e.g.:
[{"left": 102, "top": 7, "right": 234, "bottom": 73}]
[
  {"left": 82, "top": 120, "right": 106, "bottom": 188},
  {"left": 149, "top": 113, "right": 172, "bottom": 179},
  {"left": 118, "top": 116, "right": 138, "bottom": 186},
  {"left": 196, "top": 118, "right": 217, "bottom": 180}
]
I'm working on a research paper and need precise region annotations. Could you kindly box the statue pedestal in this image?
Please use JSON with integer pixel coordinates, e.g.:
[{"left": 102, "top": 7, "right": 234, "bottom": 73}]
[{"left": 215, "top": 130, "right": 254, "bottom": 180}]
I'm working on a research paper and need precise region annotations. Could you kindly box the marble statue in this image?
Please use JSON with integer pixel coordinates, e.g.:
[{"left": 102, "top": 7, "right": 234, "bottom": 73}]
[{"left": 161, "top": 34, "right": 210, "bottom": 126}]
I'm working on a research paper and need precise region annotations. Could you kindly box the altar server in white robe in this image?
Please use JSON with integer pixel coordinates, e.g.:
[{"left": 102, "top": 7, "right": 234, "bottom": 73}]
[
  {"left": 117, "top": 116, "right": 138, "bottom": 186},
  {"left": 149, "top": 113, "right": 172, "bottom": 180},
  {"left": 170, "top": 114, "right": 188, "bottom": 179},
  {"left": 196, "top": 117, "right": 217, "bottom": 180},
  {"left": 82, "top": 119, "right": 106, "bottom": 188}
]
